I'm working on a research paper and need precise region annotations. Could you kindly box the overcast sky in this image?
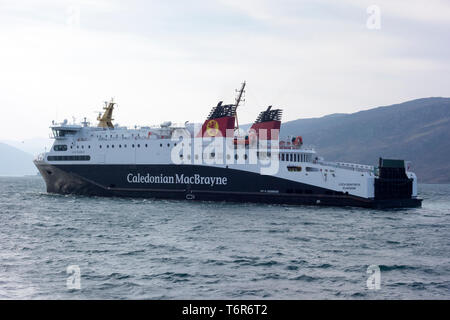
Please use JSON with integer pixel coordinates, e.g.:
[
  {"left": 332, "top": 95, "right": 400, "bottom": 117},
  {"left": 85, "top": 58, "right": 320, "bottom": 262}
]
[{"left": 0, "top": 0, "right": 449, "bottom": 140}]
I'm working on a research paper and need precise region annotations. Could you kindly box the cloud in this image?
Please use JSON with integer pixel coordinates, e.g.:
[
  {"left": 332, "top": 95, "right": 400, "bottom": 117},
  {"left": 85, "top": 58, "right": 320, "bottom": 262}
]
[{"left": 0, "top": 0, "right": 448, "bottom": 140}]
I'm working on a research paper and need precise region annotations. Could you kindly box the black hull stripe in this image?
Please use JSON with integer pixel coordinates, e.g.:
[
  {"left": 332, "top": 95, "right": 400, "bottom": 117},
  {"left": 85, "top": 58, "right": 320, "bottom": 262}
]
[{"left": 34, "top": 162, "right": 422, "bottom": 209}]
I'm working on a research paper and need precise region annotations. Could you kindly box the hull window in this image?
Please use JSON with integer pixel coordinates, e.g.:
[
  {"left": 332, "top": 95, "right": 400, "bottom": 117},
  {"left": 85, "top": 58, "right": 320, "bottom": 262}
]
[{"left": 47, "top": 155, "right": 91, "bottom": 161}]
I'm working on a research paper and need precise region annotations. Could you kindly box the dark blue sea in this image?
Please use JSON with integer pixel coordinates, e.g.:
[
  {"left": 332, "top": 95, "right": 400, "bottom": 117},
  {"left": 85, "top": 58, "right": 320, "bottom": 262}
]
[{"left": 0, "top": 176, "right": 449, "bottom": 299}]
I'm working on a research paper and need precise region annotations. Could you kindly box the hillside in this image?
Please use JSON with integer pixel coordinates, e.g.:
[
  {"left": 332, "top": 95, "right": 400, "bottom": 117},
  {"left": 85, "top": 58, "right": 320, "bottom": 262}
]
[
  {"left": 0, "top": 143, "right": 37, "bottom": 176},
  {"left": 1, "top": 97, "right": 449, "bottom": 182},
  {"left": 281, "top": 97, "right": 450, "bottom": 183}
]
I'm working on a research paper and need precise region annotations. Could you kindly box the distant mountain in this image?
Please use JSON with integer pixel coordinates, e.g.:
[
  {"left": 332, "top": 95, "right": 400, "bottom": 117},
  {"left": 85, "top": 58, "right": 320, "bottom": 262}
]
[
  {"left": 1, "top": 97, "right": 448, "bottom": 182},
  {"left": 0, "top": 143, "right": 37, "bottom": 176},
  {"left": 0, "top": 138, "right": 52, "bottom": 157},
  {"left": 280, "top": 97, "right": 450, "bottom": 183}
]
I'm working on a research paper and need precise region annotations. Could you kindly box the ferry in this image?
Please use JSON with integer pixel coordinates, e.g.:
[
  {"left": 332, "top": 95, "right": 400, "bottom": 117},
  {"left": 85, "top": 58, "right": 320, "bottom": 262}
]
[{"left": 34, "top": 82, "right": 422, "bottom": 208}]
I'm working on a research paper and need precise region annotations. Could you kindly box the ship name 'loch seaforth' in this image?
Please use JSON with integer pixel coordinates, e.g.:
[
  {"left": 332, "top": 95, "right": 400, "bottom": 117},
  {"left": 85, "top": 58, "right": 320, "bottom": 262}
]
[
  {"left": 33, "top": 82, "right": 423, "bottom": 208},
  {"left": 127, "top": 173, "right": 228, "bottom": 186}
]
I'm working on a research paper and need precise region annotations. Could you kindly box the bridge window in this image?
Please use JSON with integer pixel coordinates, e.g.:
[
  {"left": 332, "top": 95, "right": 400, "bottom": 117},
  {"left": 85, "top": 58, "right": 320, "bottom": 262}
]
[
  {"left": 51, "top": 129, "right": 78, "bottom": 138},
  {"left": 53, "top": 145, "right": 67, "bottom": 151}
]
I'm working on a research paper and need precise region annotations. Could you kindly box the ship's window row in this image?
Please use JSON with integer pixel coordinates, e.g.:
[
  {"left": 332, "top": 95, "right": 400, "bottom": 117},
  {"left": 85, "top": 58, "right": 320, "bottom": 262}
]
[
  {"left": 63, "top": 142, "right": 180, "bottom": 150},
  {"left": 98, "top": 143, "right": 157, "bottom": 149},
  {"left": 97, "top": 143, "right": 177, "bottom": 149},
  {"left": 179, "top": 153, "right": 248, "bottom": 161},
  {"left": 47, "top": 155, "right": 91, "bottom": 161},
  {"left": 280, "top": 153, "right": 309, "bottom": 162}
]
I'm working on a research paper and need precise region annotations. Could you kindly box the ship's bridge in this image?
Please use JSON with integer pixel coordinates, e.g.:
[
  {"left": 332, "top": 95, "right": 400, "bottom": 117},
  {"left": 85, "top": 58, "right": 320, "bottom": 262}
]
[{"left": 50, "top": 122, "right": 82, "bottom": 139}]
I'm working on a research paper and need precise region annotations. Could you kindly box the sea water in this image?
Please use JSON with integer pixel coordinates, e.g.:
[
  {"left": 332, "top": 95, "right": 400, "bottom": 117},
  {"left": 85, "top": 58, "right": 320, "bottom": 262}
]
[{"left": 0, "top": 176, "right": 448, "bottom": 299}]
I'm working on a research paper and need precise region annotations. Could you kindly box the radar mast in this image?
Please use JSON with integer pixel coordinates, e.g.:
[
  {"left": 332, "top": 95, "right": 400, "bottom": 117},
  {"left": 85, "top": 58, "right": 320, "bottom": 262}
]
[{"left": 97, "top": 98, "right": 116, "bottom": 129}]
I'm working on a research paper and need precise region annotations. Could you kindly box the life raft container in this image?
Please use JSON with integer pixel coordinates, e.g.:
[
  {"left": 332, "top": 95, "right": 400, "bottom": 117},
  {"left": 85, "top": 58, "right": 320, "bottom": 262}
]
[{"left": 293, "top": 136, "right": 303, "bottom": 146}]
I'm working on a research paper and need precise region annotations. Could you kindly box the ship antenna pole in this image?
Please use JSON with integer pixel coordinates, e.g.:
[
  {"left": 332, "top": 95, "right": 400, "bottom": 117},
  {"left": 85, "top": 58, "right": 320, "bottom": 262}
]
[{"left": 234, "top": 81, "right": 246, "bottom": 130}]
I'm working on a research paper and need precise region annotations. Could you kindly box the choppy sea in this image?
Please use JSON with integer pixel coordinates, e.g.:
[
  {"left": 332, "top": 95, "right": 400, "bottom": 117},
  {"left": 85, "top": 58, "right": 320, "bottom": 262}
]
[{"left": 0, "top": 176, "right": 449, "bottom": 299}]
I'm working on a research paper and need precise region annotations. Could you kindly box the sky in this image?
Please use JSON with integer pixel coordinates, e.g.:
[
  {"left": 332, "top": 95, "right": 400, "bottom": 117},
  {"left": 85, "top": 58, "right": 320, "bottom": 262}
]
[{"left": 0, "top": 0, "right": 449, "bottom": 141}]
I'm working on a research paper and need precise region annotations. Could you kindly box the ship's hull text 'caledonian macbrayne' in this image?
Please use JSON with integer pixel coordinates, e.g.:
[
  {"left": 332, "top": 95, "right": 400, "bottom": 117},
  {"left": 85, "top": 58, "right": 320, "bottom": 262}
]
[{"left": 34, "top": 82, "right": 422, "bottom": 208}]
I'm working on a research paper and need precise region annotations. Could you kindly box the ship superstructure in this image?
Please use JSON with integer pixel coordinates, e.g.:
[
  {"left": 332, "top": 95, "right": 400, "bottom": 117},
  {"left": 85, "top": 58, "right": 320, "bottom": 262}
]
[{"left": 34, "top": 83, "right": 421, "bottom": 208}]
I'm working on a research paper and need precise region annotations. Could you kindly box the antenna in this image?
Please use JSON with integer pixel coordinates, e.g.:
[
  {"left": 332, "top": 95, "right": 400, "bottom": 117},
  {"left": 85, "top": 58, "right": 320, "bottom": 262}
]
[{"left": 234, "top": 81, "right": 246, "bottom": 130}]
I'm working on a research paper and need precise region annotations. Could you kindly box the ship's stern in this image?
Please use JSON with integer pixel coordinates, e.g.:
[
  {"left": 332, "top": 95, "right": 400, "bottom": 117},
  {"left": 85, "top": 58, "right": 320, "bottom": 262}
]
[{"left": 373, "top": 158, "right": 422, "bottom": 208}]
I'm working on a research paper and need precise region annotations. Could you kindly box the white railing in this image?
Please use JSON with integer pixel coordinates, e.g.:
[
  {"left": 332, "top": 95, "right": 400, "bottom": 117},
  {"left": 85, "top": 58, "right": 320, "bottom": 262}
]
[{"left": 319, "top": 161, "right": 375, "bottom": 173}]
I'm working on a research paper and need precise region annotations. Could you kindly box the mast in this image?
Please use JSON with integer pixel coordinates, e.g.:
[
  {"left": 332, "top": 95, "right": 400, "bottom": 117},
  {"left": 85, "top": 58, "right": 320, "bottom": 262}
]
[
  {"left": 234, "top": 81, "right": 246, "bottom": 130},
  {"left": 97, "top": 98, "right": 116, "bottom": 129}
]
